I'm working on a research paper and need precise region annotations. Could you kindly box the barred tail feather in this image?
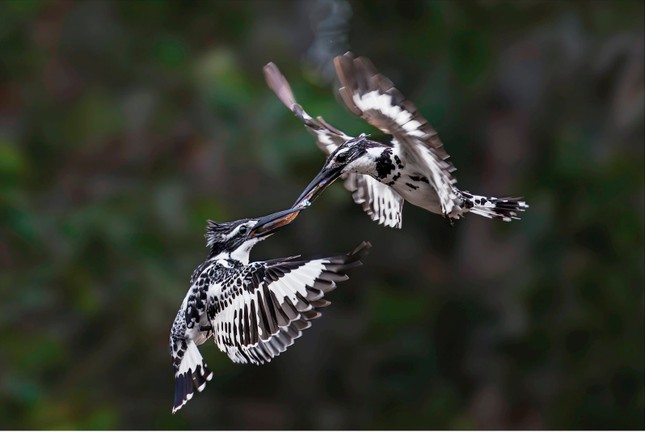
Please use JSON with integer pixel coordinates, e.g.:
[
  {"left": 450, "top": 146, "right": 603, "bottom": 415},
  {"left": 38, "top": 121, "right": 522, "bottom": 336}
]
[
  {"left": 172, "top": 342, "right": 213, "bottom": 414},
  {"left": 460, "top": 191, "right": 528, "bottom": 222}
]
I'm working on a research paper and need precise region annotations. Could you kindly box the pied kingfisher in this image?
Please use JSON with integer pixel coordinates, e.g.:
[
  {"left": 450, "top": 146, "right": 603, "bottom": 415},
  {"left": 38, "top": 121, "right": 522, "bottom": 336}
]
[
  {"left": 169, "top": 206, "right": 370, "bottom": 413},
  {"left": 264, "top": 53, "right": 528, "bottom": 228}
]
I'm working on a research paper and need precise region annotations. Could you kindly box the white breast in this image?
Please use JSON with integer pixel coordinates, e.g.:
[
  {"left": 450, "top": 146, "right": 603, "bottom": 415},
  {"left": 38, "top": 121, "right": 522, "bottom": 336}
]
[{"left": 389, "top": 166, "right": 443, "bottom": 215}]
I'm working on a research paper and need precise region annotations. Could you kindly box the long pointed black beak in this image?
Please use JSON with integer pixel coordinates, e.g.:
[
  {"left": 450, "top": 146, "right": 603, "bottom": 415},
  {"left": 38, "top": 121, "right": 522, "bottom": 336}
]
[
  {"left": 250, "top": 206, "right": 305, "bottom": 238},
  {"left": 293, "top": 165, "right": 344, "bottom": 208}
]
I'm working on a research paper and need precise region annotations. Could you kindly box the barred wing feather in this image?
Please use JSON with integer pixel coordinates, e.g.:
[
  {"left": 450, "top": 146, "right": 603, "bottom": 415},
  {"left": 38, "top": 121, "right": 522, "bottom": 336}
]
[
  {"left": 265, "top": 62, "right": 406, "bottom": 225},
  {"left": 343, "top": 174, "right": 404, "bottom": 228},
  {"left": 334, "top": 53, "right": 461, "bottom": 214},
  {"left": 211, "top": 242, "right": 371, "bottom": 365}
]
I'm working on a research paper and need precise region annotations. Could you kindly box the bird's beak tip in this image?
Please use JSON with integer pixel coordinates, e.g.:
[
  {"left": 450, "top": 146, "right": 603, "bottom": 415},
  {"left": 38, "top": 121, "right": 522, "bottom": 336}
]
[{"left": 294, "top": 165, "right": 342, "bottom": 208}]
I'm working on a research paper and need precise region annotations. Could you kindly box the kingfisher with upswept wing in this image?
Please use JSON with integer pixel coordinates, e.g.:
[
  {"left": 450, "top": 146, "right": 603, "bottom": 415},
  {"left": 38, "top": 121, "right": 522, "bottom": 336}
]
[
  {"left": 169, "top": 205, "right": 370, "bottom": 413},
  {"left": 264, "top": 53, "right": 528, "bottom": 228}
]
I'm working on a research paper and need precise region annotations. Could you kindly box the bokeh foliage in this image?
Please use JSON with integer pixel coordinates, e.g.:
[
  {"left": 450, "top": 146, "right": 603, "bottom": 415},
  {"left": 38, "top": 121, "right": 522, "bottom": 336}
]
[{"left": 0, "top": 0, "right": 643, "bottom": 429}]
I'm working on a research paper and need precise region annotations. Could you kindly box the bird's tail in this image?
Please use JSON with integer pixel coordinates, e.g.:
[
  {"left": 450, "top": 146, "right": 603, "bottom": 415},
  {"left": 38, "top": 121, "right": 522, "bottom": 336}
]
[
  {"left": 459, "top": 191, "right": 528, "bottom": 222},
  {"left": 172, "top": 341, "right": 213, "bottom": 414}
]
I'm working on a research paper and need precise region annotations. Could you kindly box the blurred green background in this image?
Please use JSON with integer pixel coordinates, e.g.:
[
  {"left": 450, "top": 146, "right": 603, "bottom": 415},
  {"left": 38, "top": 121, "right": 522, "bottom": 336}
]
[{"left": 1, "top": 0, "right": 643, "bottom": 429}]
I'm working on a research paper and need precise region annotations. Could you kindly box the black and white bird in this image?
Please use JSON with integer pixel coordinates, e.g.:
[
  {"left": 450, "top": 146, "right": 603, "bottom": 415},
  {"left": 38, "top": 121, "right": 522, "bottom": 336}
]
[
  {"left": 169, "top": 206, "right": 370, "bottom": 413},
  {"left": 264, "top": 53, "right": 528, "bottom": 228}
]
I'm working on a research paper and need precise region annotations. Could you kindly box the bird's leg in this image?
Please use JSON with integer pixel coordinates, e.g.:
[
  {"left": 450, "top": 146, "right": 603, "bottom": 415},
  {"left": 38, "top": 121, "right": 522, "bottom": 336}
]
[
  {"left": 441, "top": 203, "right": 455, "bottom": 226},
  {"left": 443, "top": 211, "right": 455, "bottom": 226}
]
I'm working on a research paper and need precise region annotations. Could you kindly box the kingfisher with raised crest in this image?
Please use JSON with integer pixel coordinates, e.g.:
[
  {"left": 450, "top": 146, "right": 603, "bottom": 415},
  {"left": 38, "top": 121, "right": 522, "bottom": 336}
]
[
  {"left": 169, "top": 205, "right": 370, "bottom": 413},
  {"left": 264, "top": 53, "right": 528, "bottom": 228}
]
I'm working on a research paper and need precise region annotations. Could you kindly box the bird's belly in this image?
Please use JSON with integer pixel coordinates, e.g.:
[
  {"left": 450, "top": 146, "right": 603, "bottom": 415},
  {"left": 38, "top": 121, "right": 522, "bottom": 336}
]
[{"left": 390, "top": 172, "right": 443, "bottom": 215}]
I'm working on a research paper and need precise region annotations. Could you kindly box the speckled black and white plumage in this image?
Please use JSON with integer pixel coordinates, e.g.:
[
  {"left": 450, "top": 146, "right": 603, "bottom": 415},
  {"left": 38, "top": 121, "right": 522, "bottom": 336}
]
[
  {"left": 169, "top": 213, "right": 370, "bottom": 414},
  {"left": 264, "top": 54, "right": 528, "bottom": 227},
  {"left": 264, "top": 62, "right": 405, "bottom": 228}
]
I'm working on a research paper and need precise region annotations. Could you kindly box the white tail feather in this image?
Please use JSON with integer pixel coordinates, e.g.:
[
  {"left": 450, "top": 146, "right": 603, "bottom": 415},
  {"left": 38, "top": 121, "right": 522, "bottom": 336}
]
[{"left": 172, "top": 342, "right": 213, "bottom": 414}]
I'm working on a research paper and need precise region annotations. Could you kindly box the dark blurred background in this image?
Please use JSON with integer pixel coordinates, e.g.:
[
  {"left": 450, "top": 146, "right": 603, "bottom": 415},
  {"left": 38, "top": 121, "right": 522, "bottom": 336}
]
[{"left": 1, "top": 0, "right": 643, "bottom": 429}]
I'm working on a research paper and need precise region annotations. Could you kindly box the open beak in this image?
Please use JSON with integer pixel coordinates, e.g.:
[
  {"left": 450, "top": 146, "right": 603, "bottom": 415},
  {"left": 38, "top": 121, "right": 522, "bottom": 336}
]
[
  {"left": 293, "top": 165, "right": 344, "bottom": 208},
  {"left": 249, "top": 206, "right": 304, "bottom": 238}
]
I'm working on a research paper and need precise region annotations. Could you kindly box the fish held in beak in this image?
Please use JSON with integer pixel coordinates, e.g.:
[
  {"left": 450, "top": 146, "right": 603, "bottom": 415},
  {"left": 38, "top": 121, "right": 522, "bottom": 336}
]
[{"left": 249, "top": 206, "right": 305, "bottom": 238}]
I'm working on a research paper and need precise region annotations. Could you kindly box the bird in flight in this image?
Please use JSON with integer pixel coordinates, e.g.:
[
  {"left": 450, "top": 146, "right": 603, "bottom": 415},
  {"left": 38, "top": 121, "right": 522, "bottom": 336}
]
[
  {"left": 169, "top": 206, "right": 370, "bottom": 413},
  {"left": 264, "top": 53, "right": 528, "bottom": 228}
]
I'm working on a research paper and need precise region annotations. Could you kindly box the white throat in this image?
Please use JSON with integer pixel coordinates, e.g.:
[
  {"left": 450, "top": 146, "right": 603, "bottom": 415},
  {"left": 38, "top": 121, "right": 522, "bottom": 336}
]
[{"left": 213, "top": 238, "right": 261, "bottom": 265}]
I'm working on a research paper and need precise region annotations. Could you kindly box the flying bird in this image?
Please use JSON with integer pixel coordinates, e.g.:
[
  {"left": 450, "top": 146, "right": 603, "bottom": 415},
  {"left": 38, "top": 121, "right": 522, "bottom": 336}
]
[
  {"left": 264, "top": 53, "right": 528, "bottom": 228},
  {"left": 169, "top": 206, "right": 370, "bottom": 413}
]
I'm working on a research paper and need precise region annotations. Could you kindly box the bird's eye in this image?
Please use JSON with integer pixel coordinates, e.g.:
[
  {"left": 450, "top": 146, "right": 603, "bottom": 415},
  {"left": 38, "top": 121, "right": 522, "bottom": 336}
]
[
  {"left": 336, "top": 153, "right": 347, "bottom": 163},
  {"left": 238, "top": 225, "right": 249, "bottom": 235}
]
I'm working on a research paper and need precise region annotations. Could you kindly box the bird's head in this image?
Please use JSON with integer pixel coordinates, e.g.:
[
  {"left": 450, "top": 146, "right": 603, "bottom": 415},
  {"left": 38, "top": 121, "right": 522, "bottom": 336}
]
[
  {"left": 206, "top": 207, "right": 303, "bottom": 263},
  {"left": 294, "top": 134, "right": 380, "bottom": 206}
]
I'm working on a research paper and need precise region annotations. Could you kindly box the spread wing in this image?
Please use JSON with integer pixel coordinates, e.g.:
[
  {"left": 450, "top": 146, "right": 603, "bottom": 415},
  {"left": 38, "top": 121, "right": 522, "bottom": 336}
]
[
  {"left": 343, "top": 174, "right": 404, "bottom": 228},
  {"left": 264, "top": 62, "right": 406, "bottom": 227},
  {"left": 211, "top": 242, "right": 371, "bottom": 364},
  {"left": 334, "top": 53, "right": 461, "bottom": 214}
]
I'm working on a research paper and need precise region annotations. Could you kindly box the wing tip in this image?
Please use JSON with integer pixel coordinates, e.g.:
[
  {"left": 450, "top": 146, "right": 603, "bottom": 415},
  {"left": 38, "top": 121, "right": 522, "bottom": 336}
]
[
  {"left": 334, "top": 53, "right": 364, "bottom": 117},
  {"left": 346, "top": 241, "right": 372, "bottom": 265},
  {"left": 263, "top": 61, "right": 297, "bottom": 109}
]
